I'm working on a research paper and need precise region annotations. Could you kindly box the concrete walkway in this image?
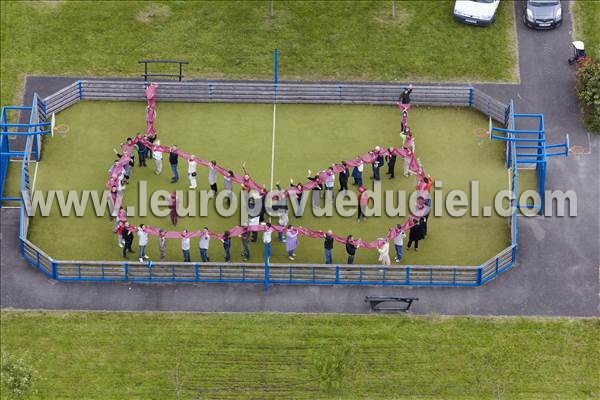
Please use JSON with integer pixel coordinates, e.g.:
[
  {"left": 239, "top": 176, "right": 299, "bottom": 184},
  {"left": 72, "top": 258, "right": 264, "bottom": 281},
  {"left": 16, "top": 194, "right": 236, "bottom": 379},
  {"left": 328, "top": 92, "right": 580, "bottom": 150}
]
[{"left": 1, "top": 2, "right": 598, "bottom": 316}]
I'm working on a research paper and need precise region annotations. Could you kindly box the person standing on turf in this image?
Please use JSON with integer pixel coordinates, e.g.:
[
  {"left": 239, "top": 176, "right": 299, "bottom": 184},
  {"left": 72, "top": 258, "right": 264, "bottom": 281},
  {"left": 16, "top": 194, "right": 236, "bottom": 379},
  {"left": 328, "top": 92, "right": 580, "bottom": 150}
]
[
  {"left": 241, "top": 224, "right": 251, "bottom": 261},
  {"left": 324, "top": 230, "right": 334, "bottom": 264},
  {"left": 407, "top": 217, "right": 425, "bottom": 252},
  {"left": 116, "top": 221, "right": 125, "bottom": 248},
  {"left": 222, "top": 230, "right": 231, "bottom": 262},
  {"left": 339, "top": 161, "right": 349, "bottom": 192},
  {"left": 158, "top": 229, "right": 167, "bottom": 261},
  {"left": 357, "top": 186, "right": 369, "bottom": 221},
  {"left": 371, "top": 148, "right": 384, "bottom": 181},
  {"left": 169, "top": 191, "right": 178, "bottom": 226},
  {"left": 122, "top": 223, "right": 134, "bottom": 258},
  {"left": 181, "top": 230, "right": 191, "bottom": 262},
  {"left": 378, "top": 239, "right": 391, "bottom": 266},
  {"left": 393, "top": 225, "right": 407, "bottom": 262},
  {"left": 199, "top": 227, "right": 210, "bottom": 262},
  {"left": 116, "top": 206, "right": 127, "bottom": 230},
  {"left": 189, "top": 172, "right": 197, "bottom": 190},
  {"left": 376, "top": 152, "right": 385, "bottom": 181},
  {"left": 263, "top": 222, "right": 273, "bottom": 261},
  {"left": 324, "top": 167, "right": 335, "bottom": 203},
  {"left": 352, "top": 160, "right": 364, "bottom": 186},
  {"left": 369, "top": 151, "right": 376, "bottom": 180},
  {"left": 421, "top": 206, "right": 430, "bottom": 238},
  {"left": 386, "top": 147, "right": 397, "bottom": 179},
  {"left": 258, "top": 189, "right": 268, "bottom": 223},
  {"left": 114, "top": 181, "right": 125, "bottom": 211},
  {"left": 209, "top": 160, "right": 218, "bottom": 193},
  {"left": 278, "top": 181, "right": 303, "bottom": 218},
  {"left": 274, "top": 195, "right": 289, "bottom": 242},
  {"left": 188, "top": 156, "right": 198, "bottom": 189},
  {"left": 123, "top": 159, "right": 133, "bottom": 184},
  {"left": 169, "top": 145, "right": 179, "bottom": 183},
  {"left": 285, "top": 225, "right": 298, "bottom": 260},
  {"left": 249, "top": 213, "right": 260, "bottom": 243},
  {"left": 399, "top": 84, "right": 413, "bottom": 105},
  {"left": 307, "top": 170, "right": 323, "bottom": 209},
  {"left": 153, "top": 140, "right": 163, "bottom": 175},
  {"left": 136, "top": 140, "right": 147, "bottom": 167},
  {"left": 224, "top": 170, "right": 234, "bottom": 206},
  {"left": 293, "top": 182, "right": 305, "bottom": 218},
  {"left": 401, "top": 110, "right": 409, "bottom": 132},
  {"left": 346, "top": 235, "right": 357, "bottom": 265},
  {"left": 137, "top": 224, "right": 149, "bottom": 262},
  {"left": 146, "top": 133, "right": 156, "bottom": 158}
]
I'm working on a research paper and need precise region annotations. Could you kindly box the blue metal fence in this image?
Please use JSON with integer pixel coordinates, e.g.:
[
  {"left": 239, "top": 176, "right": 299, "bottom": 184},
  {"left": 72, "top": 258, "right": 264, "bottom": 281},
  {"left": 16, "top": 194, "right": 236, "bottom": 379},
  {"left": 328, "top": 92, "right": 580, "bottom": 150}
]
[
  {"left": 20, "top": 238, "right": 507, "bottom": 288},
  {"left": 492, "top": 102, "right": 569, "bottom": 216},
  {"left": 1, "top": 93, "right": 51, "bottom": 205}
]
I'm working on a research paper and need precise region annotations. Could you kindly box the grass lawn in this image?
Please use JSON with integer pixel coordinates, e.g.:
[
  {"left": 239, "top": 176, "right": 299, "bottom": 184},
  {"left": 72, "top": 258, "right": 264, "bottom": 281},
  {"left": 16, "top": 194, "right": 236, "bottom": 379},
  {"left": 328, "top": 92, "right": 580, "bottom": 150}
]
[
  {"left": 1, "top": 311, "right": 598, "bottom": 399},
  {"left": 573, "top": 0, "right": 600, "bottom": 58},
  {"left": 0, "top": 1, "right": 517, "bottom": 108},
  {"left": 27, "top": 101, "right": 509, "bottom": 266}
]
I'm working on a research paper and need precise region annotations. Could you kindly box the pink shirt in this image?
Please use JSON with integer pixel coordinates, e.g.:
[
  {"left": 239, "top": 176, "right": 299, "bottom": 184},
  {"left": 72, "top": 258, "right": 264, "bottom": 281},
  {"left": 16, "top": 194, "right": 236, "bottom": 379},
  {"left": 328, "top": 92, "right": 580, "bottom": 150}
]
[{"left": 359, "top": 192, "right": 369, "bottom": 206}]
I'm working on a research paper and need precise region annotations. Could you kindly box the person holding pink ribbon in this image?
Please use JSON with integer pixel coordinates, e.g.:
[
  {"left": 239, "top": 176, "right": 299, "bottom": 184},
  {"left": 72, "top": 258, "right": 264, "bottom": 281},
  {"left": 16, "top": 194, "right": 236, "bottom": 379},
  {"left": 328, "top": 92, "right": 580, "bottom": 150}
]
[{"left": 286, "top": 225, "right": 298, "bottom": 260}]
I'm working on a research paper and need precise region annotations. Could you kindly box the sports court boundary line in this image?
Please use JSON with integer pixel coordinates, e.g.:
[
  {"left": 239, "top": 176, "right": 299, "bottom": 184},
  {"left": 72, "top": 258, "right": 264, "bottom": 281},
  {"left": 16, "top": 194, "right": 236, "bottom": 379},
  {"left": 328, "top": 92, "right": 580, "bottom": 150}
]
[
  {"left": 270, "top": 103, "right": 277, "bottom": 190},
  {"left": 31, "top": 161, "right": 39, "bottom": 192}
]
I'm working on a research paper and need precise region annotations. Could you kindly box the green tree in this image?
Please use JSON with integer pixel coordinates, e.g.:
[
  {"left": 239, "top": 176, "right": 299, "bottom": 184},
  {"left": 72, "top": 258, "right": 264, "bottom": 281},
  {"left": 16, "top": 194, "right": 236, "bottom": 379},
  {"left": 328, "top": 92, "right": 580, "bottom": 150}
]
[{"left": 576, "top": 58, "right": 600, "bottom": 133}]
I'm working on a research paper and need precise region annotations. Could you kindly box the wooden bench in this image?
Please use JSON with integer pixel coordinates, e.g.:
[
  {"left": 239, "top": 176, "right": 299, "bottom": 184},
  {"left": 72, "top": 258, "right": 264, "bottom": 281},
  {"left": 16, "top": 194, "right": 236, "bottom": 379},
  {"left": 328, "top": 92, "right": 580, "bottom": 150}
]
[{"left": 365, "top": 296, "right": 418, "bottom": 312}]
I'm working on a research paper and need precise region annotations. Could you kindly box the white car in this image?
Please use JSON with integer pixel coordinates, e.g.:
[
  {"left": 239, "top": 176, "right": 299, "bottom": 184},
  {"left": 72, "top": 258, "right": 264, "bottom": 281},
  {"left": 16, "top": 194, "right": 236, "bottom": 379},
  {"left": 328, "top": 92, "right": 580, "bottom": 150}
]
[{"left": 454, "top": 0, "right": 500, "bottom": 26}]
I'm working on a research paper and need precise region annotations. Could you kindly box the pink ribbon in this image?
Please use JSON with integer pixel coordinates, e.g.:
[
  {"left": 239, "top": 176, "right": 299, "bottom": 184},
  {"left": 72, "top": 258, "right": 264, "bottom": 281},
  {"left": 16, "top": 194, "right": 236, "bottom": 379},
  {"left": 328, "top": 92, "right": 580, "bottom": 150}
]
[
  {"left": 124, "top": 217, "right": 417, "bottom": 249},
  {"left": 109, "top": 85, "right": 428, "bottom": 251}
]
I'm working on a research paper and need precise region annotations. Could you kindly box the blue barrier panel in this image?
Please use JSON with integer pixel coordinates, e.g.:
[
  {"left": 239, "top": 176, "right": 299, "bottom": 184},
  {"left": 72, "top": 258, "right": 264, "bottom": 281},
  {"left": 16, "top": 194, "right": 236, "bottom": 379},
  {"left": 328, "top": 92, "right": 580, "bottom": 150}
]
[
  {"left": 468, "top": 87, "right": 474, "bottom": 107},
  {"left": 0, "top": 135, "right": 9, "bottom": 201}
]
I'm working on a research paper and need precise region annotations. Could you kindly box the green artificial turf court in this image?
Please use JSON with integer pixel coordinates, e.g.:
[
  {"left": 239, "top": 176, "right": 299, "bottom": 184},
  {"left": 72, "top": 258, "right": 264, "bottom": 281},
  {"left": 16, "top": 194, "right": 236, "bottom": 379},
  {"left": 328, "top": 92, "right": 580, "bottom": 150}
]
[{"left": 27, "top": 100, "right": 510, "bottom": 265}]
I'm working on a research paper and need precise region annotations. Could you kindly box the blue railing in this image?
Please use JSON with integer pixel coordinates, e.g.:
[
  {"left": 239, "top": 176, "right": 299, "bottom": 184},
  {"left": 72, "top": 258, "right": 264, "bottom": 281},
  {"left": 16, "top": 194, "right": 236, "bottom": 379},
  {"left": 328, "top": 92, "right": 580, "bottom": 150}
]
[
  {"left": 19, "top": 236, "right": 516, "bottom": 288},
  {"left": 1, "top": 93, "right": 49, "bottom": 205}
]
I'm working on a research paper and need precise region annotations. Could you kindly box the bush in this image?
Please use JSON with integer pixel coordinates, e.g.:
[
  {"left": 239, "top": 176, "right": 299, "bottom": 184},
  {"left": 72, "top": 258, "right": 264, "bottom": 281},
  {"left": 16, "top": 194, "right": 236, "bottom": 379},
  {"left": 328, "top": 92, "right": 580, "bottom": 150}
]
[
  {"left": 576, "top": 58, "right": 600, "bottom": 133},
  {"left": 0, "top": 350, "right": 37, "bottom": 399}
]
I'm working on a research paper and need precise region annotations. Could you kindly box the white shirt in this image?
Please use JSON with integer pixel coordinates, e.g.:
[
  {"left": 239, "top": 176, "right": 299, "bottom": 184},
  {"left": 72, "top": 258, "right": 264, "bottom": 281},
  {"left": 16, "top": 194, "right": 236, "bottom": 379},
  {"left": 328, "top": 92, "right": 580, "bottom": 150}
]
[
  {"left": 394, "top": 231, "right": 406, "bottom": 246},
  {"left": 263, "top": 230, "right": 272, "bottom": 244},
  {"left": 199, "top": 234, "right": 210, "bottom": 249},
  {"left": 181, "top": 238, "right": 190, "bottom": 250},
  {"left": 325, "top": 173, "right": 335, "bottom": 188},
  {"left": 208, "top": 166, "right": 217, "bottom": 185},
  {"left": 249, "top": 216, "right": 260, "bottom": 226},
  {"left": 153, "top": 150, "right": 162, "bottom": 160},
  {"left": 378, "top": 242, "right": 390, "bottom": 257},
  {"left": 278, "top": 210, "right": 289, "bottom": 226},
  {"left": 138, "top": 230, "right": 148, "bottom": 246},
  {"left": 224, "top": 177, "right": 233, "bottom": 191},
  {"left": 188, "top": 160, "right": 197, "bottom": 174},
  {"left": 358, "top": 163, "right": 364, "bottom": 172}
]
